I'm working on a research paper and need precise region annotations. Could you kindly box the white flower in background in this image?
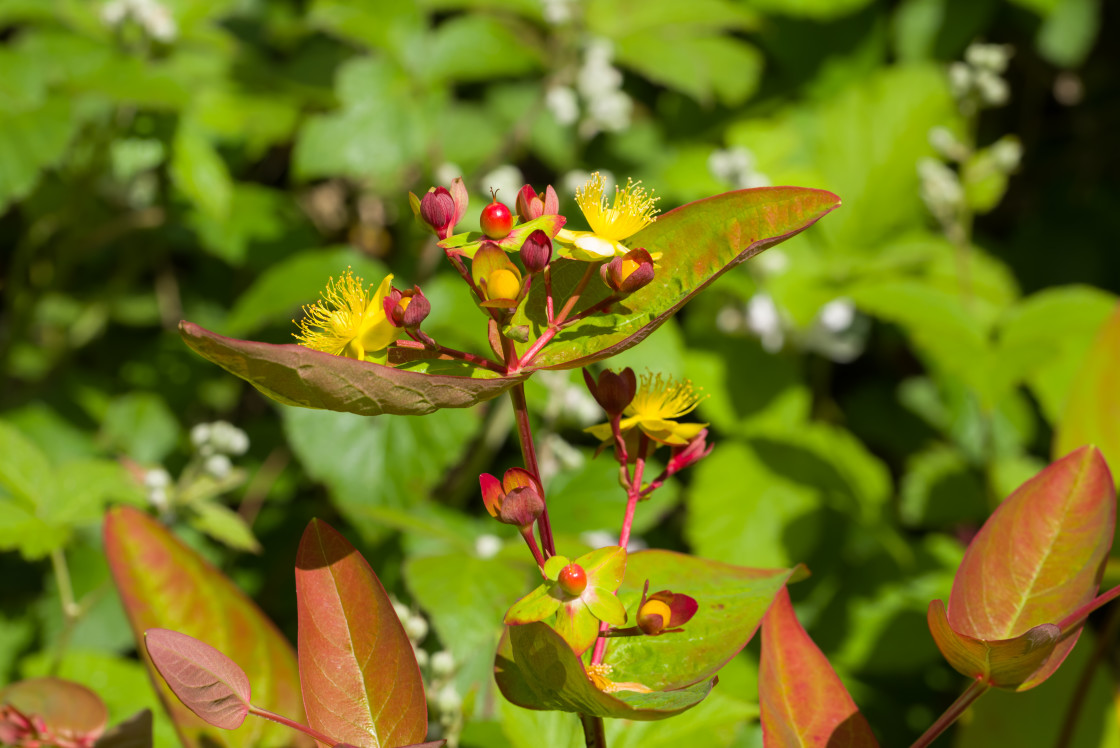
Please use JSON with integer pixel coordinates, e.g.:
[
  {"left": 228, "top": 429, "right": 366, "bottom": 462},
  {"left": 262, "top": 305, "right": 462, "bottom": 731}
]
[
  {"left": 806, "top": 298, "right": 869, "bottom": 363},
  {"left": 546, "top": 86, "right": 580, "bottom": 126},
  {"left": 949, "top": 42, "right": 1013, "bottom": 113},
  {"left": 100, "top": 0, "right": 178, "bottom": 42},
  {"left": 818, "top": 298, "right": 855, "bottom": 333},
  {"left": 754, "top": 248, "right": 790, "bottom": 277},
  {"left": 708, "top": 147, "right": 771, "bottom": 189},
  {"left": 927, "top": 127, "right": 968, "bottom": 162},
  {"left": 541, "top": 0, "right": 576, "bottom": 25},
  {"left": 918, "top": 157, "right": 964, "bottom": 224},
  {"left": 430, "top": 650, "right": 456, "bottom": 677},
  {"left": 965, "top": 43, "right": 1011, "bottom": 74},
  {"left": 474, "top": 533, "right": 502, "bottom": 559},
  {"left": 575, "top": 39, "right": 632, "bottom": 136},
  {"left": 581, "top": 530, "right": 647, "bottom": 552},
  {"left": 990, "top": 136, "right": 1022, "bottom": 171},
  {"left": 435, "top": 162, "right": 462, "bottom": 189},
  {"left": 204, "top": 453, "right": 232, "bottom": 479},
  {"left": 747, "top": 292, "right": 784, "bottom": 353},
  {"left": 144, "top": 467, "right": 172, "bottom": 510},
  {"left": 479, "top": 165, "right": 524, "bottom": 205},
  {"left": 435, "top": 683, "right": 463, "bottom": 714}
]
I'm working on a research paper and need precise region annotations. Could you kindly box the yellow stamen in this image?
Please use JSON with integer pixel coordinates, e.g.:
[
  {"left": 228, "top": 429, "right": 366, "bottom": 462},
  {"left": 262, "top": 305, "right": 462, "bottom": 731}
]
[
  {"left": 575, "top": 172, "right": 659, "bottom": 242},
  {"left": 294, "top": 270, "right": 396, "bottom": 360},
  {"left": 627, "top": 373, "right": 703, "bottom": 421}
]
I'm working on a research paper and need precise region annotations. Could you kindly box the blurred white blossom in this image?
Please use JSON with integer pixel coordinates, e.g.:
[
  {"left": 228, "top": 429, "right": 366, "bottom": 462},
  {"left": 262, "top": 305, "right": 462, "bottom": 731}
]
[
  {"left": 100, "top": 0, "right": 178, "bottom": 42},
  {"left": 479, "top": 165, "right": 524, "bottom": 205},
  {"left": 474, "top": 533, "right": 502, "bottom": 559},
  {"left": 708, "top": 147, "right": 771, "bottom": 189}
]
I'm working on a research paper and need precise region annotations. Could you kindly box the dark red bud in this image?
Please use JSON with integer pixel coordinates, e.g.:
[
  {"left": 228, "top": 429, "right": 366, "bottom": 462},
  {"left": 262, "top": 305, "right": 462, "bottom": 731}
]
[
  {"left": 420, "top": 187, "right": 457, "bottom": 239},
  {"left": 601, "top": 248, "right": 655, "bottom": 294},
  {"left": 519, "top": 229, "right": 552, "bottom": 274},
  {"left": 516, "top": 184, "right": 561, "bottom": 222},
  {"left": 582, "top": 367, "right": 637, "bottom": 416},
  {"left": 383, "top": 286, "right": 431, "bottom": 329}
]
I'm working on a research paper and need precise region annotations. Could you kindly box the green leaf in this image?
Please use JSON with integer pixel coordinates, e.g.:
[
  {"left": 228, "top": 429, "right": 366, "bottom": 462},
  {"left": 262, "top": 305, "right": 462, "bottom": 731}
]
[
  {"left": 759, "top": 588, "right": 879, "bottom": 748},
  {"left": 404, "top": 551, "right": 539, "bottom": 717},
  {"left": 1037, "top": 0, "right": 1101, "bottom": 68},
  {"left": 505, "top": 582, "right": 564, "bottom": 624},
  {"left": 495, "top": 621, "right": 715, "bottom": 719},
  {"left": 295, "top": 519, "right": 428, "bottom": 747},
  {"left": 615, "top": 33, "right": 762, "bottom": 106},
  {"left": 599, "top": 550, "right": 796, "bottom": 692},
  {"left": 225, "top": 248, "right": 387, "bottom": 337},
  {"left": 187, "top": 502, "right": 261, "bottom": 554},
  {"left": 898, "top": 444, "right": 986, "bottom": 529},
  {"left": 104, "top": 506, "right": 308, "bottom": 747},
  {"left": 181, "top": 321, "right": 526, "bottom": 416},
  {"left": 170, "top": 120, "right": 233, "bottom": 221},
  {"left": 0, "top": 419, "right": 53, "bottom": 509},
  {"left": 1053, "top": 303, "right": 1120, "bottom": 476},
  {"left": 513, "top": 187, "right": 840, "bottom": 370},
  {"left": 100, "top": 392, "right": 179, "bottom": 464},
  {"left": 421, "top": 16, "right": 542, "bottom": 84},
  {"left": 293, "top": 57, "right": 427, "bottom": 189},
  {"left": 0, "top": 97, "right": 81, "bottom": 211},
  {"left": 281, "top": 405, "right": 480, "bottom": 542}
]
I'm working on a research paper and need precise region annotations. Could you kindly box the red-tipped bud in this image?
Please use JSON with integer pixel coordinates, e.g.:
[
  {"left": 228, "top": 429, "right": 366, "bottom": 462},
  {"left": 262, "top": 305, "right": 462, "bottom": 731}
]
[
  {"left": 480, "top": 468, "right": 543, "bottom": 529},
  {"left": 601, "top": 248, "right": 655, "bottom": 294},
  {"left": 667, "top": 429, "right": 713, "bottom": 474},
  {"left": 383, "top": 286, "right": 431, "bottom": 329},
  {"left": 519, "top": 229, "right": 552, "bottom": 274},
  {"left": 516, "top": 184, "right": 560, "bottom": 221},
  {"left": 582, "top": 367, "right": 637, "bottom": 416},
  {"left": 557, "top": 563, "right": 587, "bottom": 596},
  {"left": 418, "top": 178, "right": 468, "bottom": 239},
  {"left": 636, "top": 581, "right": 698, "bottom": 635}
]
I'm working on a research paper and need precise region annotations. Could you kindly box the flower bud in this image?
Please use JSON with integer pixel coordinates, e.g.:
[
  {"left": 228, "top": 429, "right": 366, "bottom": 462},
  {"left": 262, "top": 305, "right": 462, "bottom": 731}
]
[
  {"left": 519, "top": 229, "right": 552, "bottom": 274},
  {"left": 383, "top": 285, "right": 431, "bottom": 329},
  {"left": 667, "top": 429, "right": 713, "bottom": 474},
  {"left": 480, "top": 467, "right": 543, "bottom": 529},
  {"left": 601, "top": 248, "right": 655, "bottom": 294},
  {"left": 637, "top": 598, "right": 673, "bottom": 635},
  {"left": 472, "top": 243, "right": 524, "bottom": 309},
  {"left": 582, "top": 367, "right": 637, "bottom": 416},
  {"left": 498, "top": 485, "right": 544, "bottom": 528},
  {"left": 516, "top": 184, "right": 559, "bottom": 221},
  {"left": 635, "top": 580, "right": 698, "bottom": 636},
  {"left": 417, "top": 178, "right": 468, "bottom": 239}
]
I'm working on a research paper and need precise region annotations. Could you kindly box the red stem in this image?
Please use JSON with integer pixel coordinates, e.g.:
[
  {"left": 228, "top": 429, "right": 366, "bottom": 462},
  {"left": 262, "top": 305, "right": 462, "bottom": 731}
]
[
  {"left": 515, "top": 268, "right": 614, "bottom": 371},
  {"left": 544, "top": 265, "right": 554, "bottom": 324},
  {"left": 553, "top": 263, "right": 596, "bottom": 326},
  {"left": 519, "top": 525, "right": 546, "bottom": 572},
  {"left": 249, "top": 705, "right": 338, "bottom": 747},
  {"left": 509, "top": 383, "right": 555, "bottom": 557},
  {"left": 590, "top": 434, "right": 650, "bottom": 667},
  {"left": 396, "top": 336, "right": 505, "bottom": 373},
  {"left": 908, "top": 678, "right": 989, "bottom": 748},
  {"left": 1055, "top": 582, "right": 1120, "bottom": 631}
]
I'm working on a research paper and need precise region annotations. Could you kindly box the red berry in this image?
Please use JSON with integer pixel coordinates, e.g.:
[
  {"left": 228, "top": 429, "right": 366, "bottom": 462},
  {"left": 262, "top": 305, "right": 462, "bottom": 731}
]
[
  {"left": 557, "top": 563, "right": 587, "bottom": 596},
  {"left": 480, "top": 191, "right": 513, "bottom": 239}
]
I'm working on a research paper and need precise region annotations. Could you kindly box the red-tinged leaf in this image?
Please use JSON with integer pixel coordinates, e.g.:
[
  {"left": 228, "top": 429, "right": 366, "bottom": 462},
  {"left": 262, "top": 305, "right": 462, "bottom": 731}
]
[
  {"left": 927, "top": 600, "right": 1062, "bottom": 689},
  {"left": 510, "top": 187, "right": 840, "bottom": 370},
  {"left": 0, "top": 677, "right": 108, "bottom": 743},
  {"left": 494, "top": 622, "right": 715, "bottom": 720},
  {"left": 295, "top": 519, "right": 427, "bottom": 748},
  {"left": 103, "top": 506, "right": 308, "bottom": 748},
  {"left": 93, "top": 710, "right": 153, "bottom": 748},
  {"left": 759, "top": 589, "right": 878, "bottom": 748},
  {"left": 936, "top": 447, "right": 1114, "bottom": 690},
  {"left": 1054, "top": 303, "right": 1120, "bottom": 484},
  {"left": 179, "top": 321, "right": 525, "bottom": 417},
  {"left": 143, "top": 629, "right": 251, "bottom": 730}
]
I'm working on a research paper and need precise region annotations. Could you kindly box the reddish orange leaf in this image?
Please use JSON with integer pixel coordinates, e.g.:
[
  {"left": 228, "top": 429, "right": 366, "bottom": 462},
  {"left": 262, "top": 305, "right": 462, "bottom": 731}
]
[
  {"left": 1054, "top": 303, "right": 1120, "bottom": 484},
  {"left": 936, "top": 447, "right": 1114, "bottom": 690},
  {"left": 144, "top": 629, "right": 251, "bottom": 731},
  {"left": 0, "top": 677, "right": 108, "bottom": 745},
  {"left": 104, "top": 507, "right": 308, "bottom": 748},
  {"left": 295, "top": 519, "right": 427, "bottom": 747},
  {"left": 759, "top": 588, "right": 878, "bottom": 748}
]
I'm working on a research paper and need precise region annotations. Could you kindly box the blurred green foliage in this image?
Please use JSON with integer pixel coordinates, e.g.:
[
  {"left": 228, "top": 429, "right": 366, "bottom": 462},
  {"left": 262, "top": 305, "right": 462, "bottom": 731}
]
[{"left": 1, "top": 0, "right": 1118, "bottom": 745}]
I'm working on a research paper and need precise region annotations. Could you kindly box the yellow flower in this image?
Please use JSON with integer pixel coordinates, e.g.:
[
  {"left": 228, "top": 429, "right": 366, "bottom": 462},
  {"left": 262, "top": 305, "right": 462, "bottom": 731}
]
[
  {"left": 585, "top": 372, "right": 707, "bottom": 446},
  {"left": 586, "top": 663, "right": 652, "bottom": 694},
  {"left": 293, "top": 270, "right": 399, "bottom": 361},
  {"left": 556, "top": 172, "right": 659, "bottom": 261}
]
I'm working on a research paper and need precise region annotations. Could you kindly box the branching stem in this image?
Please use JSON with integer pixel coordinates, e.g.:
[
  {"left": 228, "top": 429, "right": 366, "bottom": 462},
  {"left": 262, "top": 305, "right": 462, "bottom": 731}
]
[{"left": 509, "top": 383, "right": 556, "bottom": 557}]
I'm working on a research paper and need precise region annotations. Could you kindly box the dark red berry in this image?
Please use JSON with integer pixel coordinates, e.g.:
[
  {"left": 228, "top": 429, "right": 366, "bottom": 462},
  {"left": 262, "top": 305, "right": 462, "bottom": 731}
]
[
  {"left": 480, "top": 190, "right": 513, "bottom": 239},
  {"left": 557, "top": 563, "right": 587, "bottom": 596}
]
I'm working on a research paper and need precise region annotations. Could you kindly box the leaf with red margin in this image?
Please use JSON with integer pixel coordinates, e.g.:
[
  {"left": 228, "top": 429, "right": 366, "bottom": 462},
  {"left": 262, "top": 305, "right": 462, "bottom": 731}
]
[
  {"left": 0, "top": 677, "right": 108, "bottom": 745},
  {"left": 511, "top": 187, "right": 841, "bottom": 370},
  {"left": 103, "top": 506, "right": 309, "bottom": 748},
  {"left": 759, "top": 589, "right": 878, "bottom": 748},
  {"left": 144, "top": 629, "right": 251, "bottom": 730},
  {"left": 1054, "top": 303, "right": 1120, "bottom": 484},
  {"left": 179, "top": 321, "right": 525, "bottom": 417},
  {"left": 295, "top": 519, "right": 427, "bottom": 747},
  {"left": 931, "top": 446, "right": 1114, "bottom": 690}
]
